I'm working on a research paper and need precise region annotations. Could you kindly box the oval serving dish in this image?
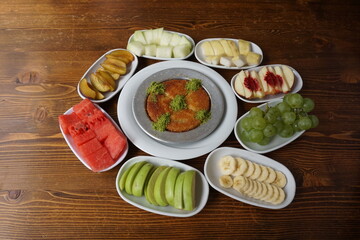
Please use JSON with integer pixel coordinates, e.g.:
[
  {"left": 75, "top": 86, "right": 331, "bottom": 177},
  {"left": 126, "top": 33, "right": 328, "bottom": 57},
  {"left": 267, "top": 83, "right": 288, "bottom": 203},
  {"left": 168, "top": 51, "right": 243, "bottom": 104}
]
[
  {"left": 204, "top": 147, "right": 296, "bottom": 209},
  {"left": 59, "top": 104, "right": 128, "bottom": 172},
  {"left": 230, "top": 64, "right": 303, "bottom": 103},
  {"left": 195, "top": 38, "right": 263, "bottom": 70},
  {"left": 234, "top": 99, "right": 305, "bottom": 154},
  {"left": 127, "top": 30, "right": 195, "bottom": 60},
  {"left": 116, "top": 156, "right": 209, "bottom": 217},
  {"left": 77, "top": 48, "right": 138, "bottom": 103}
]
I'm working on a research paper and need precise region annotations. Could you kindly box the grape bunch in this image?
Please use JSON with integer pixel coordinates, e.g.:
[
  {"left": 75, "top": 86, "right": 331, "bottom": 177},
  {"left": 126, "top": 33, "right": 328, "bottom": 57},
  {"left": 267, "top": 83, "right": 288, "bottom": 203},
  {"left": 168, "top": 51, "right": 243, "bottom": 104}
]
[{"left": 240, "top": 93, "right": 319, "bottom": 145}]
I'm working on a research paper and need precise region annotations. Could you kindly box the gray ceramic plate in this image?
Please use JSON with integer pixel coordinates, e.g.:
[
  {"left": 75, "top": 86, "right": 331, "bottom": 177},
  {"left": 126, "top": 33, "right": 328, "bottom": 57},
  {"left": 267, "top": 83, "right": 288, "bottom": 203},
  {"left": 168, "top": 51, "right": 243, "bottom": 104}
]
[{"left": 132, "top": 68, "right": 224, "bottom": 144}]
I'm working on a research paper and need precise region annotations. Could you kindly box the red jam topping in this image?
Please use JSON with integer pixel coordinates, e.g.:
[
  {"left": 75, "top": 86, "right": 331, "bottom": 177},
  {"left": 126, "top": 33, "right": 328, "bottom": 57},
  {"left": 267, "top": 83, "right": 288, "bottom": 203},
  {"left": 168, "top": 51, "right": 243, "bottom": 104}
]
[
  {"left": 264, "top": 71, "right": 283, "bottom": 87},
  {"left": 244, "top": 76, "right": 260, "bottom": 91}
]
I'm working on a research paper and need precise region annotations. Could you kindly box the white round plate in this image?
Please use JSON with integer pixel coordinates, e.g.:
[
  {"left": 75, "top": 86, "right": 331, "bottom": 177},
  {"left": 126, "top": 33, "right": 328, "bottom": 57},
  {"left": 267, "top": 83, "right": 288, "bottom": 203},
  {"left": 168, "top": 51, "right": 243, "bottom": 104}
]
[
  {"left": 59, "top": 104, "right": 128, "bottom": 172},
  {"left": 230, "top": 64, "right": 303, "bottom": 103},
  {"left": 116, "top": 156, "right": 209, "bottom": 217},
  {"left": 195, "top": 38, "right": 263, "bottom": 70},
  {"left": 234, "top": 99, "right": 305, "bottom": 154},
  {"left": 204, "top": 147, "right": 296, "bottom": 209},
  {"left": 127, "top": 30, "right": 195, "bottom": 60},
  {"left": 117, "top": 60, "right": 238, "bottom": 160},
  {"left": 77, "top": 48, "right": 138, "bottom": 103}
]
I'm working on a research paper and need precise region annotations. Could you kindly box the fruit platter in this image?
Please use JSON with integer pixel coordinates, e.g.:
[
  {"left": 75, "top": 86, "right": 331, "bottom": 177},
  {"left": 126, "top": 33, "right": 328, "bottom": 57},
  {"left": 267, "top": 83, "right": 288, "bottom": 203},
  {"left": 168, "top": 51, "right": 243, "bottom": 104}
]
[{"left": 59, "top": 27, "right": 319, "bottom": 216}]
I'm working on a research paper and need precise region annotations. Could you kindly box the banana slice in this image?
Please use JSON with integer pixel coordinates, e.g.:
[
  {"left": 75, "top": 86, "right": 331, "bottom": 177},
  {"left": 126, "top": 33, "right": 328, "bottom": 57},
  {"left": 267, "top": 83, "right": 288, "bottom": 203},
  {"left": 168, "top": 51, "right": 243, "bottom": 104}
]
[
  {"left": 258, "top": 182, "right": 268, "bottom": 199},
  {"left": 219, "top": 155, "right": 237, "bottom": 175},
  {"left": 244, "top": 160, "right": 255, "bottom": 178},
  {"left": 232, "top": 176, "right": 247, "bottom": 192},
  {"left": 250, "top": 162, "right": 261, "bottom": 180},
  {"left": 219, "top": 175, "right": 233, "bottom": 188},
  {"left": 257, "top": 165, "right": 269, "bottom": 182},
  {"left": 268, "top": 185, "right": 280, "bottom": 203},
  {"left": 253, "top": 181, "right": 264, "bottom": 199},
  {"left": 265, "top": 167, "right": 276, "bottom": 184},
  {"left": 261, "top": 183, "right": 274, "bottom": 202},
  {"left": 273, "top": 171, "right": 287, "bottom": 188},
  {"left": 243, "top": 179, "right": 254, "bottom": 196},
  {"left": 247, "top": 180, "right": 258, "bottom": 197},
  {"left": 231, "top": 157, "right": 248, "bottom": 176},
  {"left": 272, "top": 187, "right": 286, "bottom": 205}
]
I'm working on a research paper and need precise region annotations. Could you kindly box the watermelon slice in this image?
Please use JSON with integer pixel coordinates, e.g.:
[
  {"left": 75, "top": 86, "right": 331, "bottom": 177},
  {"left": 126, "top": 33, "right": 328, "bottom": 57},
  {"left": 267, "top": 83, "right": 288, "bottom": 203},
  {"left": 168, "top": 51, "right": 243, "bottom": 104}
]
[
  {"left": 92, "top": 118, "right": 116, "bottom": 142},
  {"left": 72, "top": 128, "right": 96, "bottom": 146},
  {"left": 104, "top": 131, "right": 127, "bottom": 160},
  {"left": 77, "top": 137, "right": 103, "bottom": 157},
  {"left": 73, "top": 98, "right": 97, "bottom": 120},
  {"left": 59, "top": 112, "right": 81, "bottom": 134},
  {"left": 85, "top": 147, "right": 114, "bottom": 172}
]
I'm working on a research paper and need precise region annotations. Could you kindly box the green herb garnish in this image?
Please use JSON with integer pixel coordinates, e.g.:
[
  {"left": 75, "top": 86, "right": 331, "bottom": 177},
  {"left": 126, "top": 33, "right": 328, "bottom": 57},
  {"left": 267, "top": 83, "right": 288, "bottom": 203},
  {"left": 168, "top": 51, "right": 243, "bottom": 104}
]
[
  {"left": 170, "top": 95, "right": 187, "bottom": 111},
  {"left": 147, "top": 81, "right": 165, "bottom": 102},
  {"left": 152, "top": 113, "right": 170, "bottom": 132},
  {"left": 186, "top": 78, "right": 202, "bottom": 92},
  {"left": 195, "top": 110, "right": 211, "bottom": 123}
]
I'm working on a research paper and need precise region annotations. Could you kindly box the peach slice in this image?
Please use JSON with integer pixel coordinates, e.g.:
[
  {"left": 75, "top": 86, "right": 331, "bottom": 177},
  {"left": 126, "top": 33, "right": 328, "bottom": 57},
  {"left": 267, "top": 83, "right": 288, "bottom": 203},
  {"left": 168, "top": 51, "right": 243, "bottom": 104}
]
[
  {"left": 79, "top": 78, "right": 96, "bottom": 99},
  {"left": 90, "top": 73, "right": 112, "bottom": 92},
  {"left": 108, "top": 50, "right": 134, "bottom": 63}
]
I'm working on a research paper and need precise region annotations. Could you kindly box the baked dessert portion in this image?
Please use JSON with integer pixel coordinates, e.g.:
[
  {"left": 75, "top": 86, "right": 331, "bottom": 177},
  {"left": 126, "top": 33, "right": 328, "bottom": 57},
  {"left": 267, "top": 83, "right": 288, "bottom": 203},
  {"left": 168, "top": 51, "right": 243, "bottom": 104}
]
[{"left": 146, "top": 79, "right": 211, "bottom": 132}]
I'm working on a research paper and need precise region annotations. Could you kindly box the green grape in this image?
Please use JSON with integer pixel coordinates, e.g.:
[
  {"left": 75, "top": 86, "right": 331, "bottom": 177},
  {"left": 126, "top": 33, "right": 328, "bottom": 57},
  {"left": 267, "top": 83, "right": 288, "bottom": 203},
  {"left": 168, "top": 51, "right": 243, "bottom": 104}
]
[
  {"left": 273, "top": 120, "right": 285, "bottom": 134},
  {"left": 249, "top": 129, "right": 264, "bottom": 143},
  {"left": 302, "top": 98, "right": 315, "bottom": 113},
  {"left": 258, "top": 137, "right": 271, "bottom": 146},
  {"left": 240, "top": 130, "right": 250, "bottom": 142},
  {"left": 309, "top": 115, "right": 319, "bottom": 128},
  {"left": 279, "top": 124, "right": 294, "bottom": 138},
  {"left": 283, "top": 93, "right": 293, "bottom": 105},
  {"left": 264, "top": 111, "right": 277, "bottom": 124},
  {"left": 287, "top": 93, "right": 304, "bottom": 108},
  {"left": 252, "top": 116, "right": 267, "bottom": 130},
  {"left": 249, "top": 107, "right": 264, "bottom": 118},
  {"left": 276, "top": 101, "right": 291, "bottom": 114},
  {"left": 298, "top": 116, "right": 312, "bottom": 130},
  {"left": 263, "top": 124, "right": 276, "bottom": 137},
  {"left": 240, "top": 117, "right": 253, "bottom": 131},
  {"left": 292, "top": 120, "right": 301, "bottom": 132},
  {"left": 282, "top": 111, "right": 297, "bottom": 125}
]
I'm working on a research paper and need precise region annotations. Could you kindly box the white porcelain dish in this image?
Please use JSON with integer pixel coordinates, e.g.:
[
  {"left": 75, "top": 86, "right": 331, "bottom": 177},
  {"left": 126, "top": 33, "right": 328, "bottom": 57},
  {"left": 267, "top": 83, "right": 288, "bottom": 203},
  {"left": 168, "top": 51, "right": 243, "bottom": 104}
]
[
  {"left": 77, "top": 48, "right": 138, "bottom": 103},
  {"left": 59, "top": 104, "right": 128, "bottom": 172},
  {"left": 234, "top": 99, "right": 305, "bottom": 154},
  {"left": 115, "top": 156, "right": 209, "bottom": 217},
  {"left": 195, "top": 38, "right": 263, "bottom": 70},
  {"left": 127, "top": 30, "right": 195, "bottom": 60},
  {"left": 117, "top": 60, "right": 238, "bottom": 160},
  {"left": 204, "top": 147, "right": 296, "bottom": 209},
  {"left": 230, "top": 64, "right": 303, "bottom": 103}
]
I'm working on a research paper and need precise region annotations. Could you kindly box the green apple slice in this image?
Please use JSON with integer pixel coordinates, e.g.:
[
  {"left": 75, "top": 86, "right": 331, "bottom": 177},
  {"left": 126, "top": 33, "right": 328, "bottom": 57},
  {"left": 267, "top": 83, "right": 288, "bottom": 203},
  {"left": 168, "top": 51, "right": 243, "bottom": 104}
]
[
  {"left": 183, "top": 170, "right": 196, "bottom": 211},
  {"left": 154, "top": 167, "right": 171, "bottom": 206},
  {"left": 165, "top": 167, "right": 181, "bottom": 206},
  {"left": 173, "top": 172, "right": 186, "bottom": 210},
  {"left": 145, "top": 166, "right": 167, "bottom": 206},
  {"left": 132, "top": 162, "right": 154, "bottom": 197},
  {"left": 124, "top": 161, "right": 147, "bottom": 195},
  {"left": 119, "top": 163, "right": 136, "bottom": 191}
]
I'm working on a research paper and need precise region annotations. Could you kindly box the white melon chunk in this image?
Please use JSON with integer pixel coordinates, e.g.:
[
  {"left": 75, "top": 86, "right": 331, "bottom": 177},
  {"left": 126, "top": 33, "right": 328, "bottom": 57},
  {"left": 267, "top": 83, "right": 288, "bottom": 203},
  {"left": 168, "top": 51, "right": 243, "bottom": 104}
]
[
  {"left": 133, "top": 31, "right": 147, "bottom": 45},
  {"left": 156, "top": 46, "right": 173, "bottom": 58},
  {"left": 127, "top": 41, "right": 145, "bottom": 56},
  {"left": 173, "top": 44, "right": 191, "bottom": 58}
]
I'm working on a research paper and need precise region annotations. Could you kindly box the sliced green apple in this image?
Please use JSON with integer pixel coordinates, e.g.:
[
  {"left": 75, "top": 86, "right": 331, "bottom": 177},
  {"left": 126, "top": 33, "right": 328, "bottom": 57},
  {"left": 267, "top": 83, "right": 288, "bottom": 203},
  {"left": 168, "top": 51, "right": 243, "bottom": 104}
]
[
  {"left": 145, "top": 166, "right": 167, "bottom": 206},
  {"left": 124, "top": 161, "right": 146, "bottom": 195},
  {"left": 183, "top": 170, "right": 196, "bottom": 211},
  {"left": 119, "top": 162, "right": 136, "bottom": 191},
  {"left": 132, "top": 162, "right": 154, "bottom": 197},
  {"left": 165, "top": 167, "right": 181, "bottom": 206},
  {"left": 173, "top": 172, "right": 186, "bottom": 210},
  {"left": 153, "top": 167, "right": 171, "bottom": 206}
]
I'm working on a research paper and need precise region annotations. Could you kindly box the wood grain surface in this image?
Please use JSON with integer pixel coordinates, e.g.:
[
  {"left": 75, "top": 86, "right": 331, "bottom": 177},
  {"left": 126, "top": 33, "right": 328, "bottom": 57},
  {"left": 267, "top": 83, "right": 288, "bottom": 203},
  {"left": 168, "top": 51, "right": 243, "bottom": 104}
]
[{"left": 0, "top": 0, "right": 359, "bottom": 239}]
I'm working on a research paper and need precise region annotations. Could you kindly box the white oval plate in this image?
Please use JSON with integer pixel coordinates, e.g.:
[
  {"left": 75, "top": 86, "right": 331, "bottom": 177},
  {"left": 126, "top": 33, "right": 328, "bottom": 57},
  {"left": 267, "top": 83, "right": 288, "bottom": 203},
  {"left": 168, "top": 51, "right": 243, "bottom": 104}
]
[
  {"left": 230, "top": 64, "right": 303, "bottom": 103},
  {"left": 117, "top": 60, "right": 238, "bottom": 160},
  {"left": 77, "top": 48, "right": 138, "bottom": 103},
  {"left": 195, "top": 38, "right": 263, "bottom": 70},
  {"left": 127, "top": 30, "right": 195, "bottom": 60},
  {"left": 204, "top": 147, "right": 296, "bottom": 209},
  {"left": 234, "top": 99, "right": 305, "bottom": 154},
  {"left": 115, "top": 156, "right": 209, "bottom": 217},
  {"left": 59, "top": 104, "right": 128, "bottom": 172}
]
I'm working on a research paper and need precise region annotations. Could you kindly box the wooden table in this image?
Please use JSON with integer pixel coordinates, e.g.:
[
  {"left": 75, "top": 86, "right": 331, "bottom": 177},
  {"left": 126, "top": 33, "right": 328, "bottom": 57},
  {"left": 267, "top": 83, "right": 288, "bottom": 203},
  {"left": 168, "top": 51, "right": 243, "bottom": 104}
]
[{"left": 1, "top": 0, "right": 359, "bottom": 239}]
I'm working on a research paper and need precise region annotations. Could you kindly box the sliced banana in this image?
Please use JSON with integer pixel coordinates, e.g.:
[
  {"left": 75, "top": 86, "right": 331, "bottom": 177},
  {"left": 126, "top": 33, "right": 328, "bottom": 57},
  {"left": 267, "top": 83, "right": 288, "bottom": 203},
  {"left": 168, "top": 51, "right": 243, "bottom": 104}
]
[
  {"left": 250, "top": 162, "right": 261, "bottom": 180},
  {"left": 261, "top": 183, "right": 274, "bottom": 202},
  {"left": 219, "top": 175, "right": 233, "bottom": 188},
  {"left": 231, "top": 157, "right": 248, "bottom": 176},
  {"left": 219, "top": 155, "right": 237, "bottom": 175},
  {"left": 265, "top": 167, "right": 276, "bottom": 184},
  {"left": 247, "top": 180, "right": 259, "bottom": 197},
  {"left": 258, "top": 182, "right": 268, "bottom": 200},
  {"left": 244, "top": 160, "right": 255, "bottom": 178},
  {"left": 243, "top": 179, "right": 254, "bottom": 196},
  {"left": 232, "top": 176, "right": 247, "bottom": 192},
  {"left": 272, "top": 187, "right": 286, "bottom": 205},
  {"left": 273, "top": 171, "right": 287, "bottom": 188},
  {"left": 257, "top": 165, "right": 269, "bottom": 182},
  {"left": 253, "top": 181, "right": 263, "bottom": 199},
  {"left": 268, "top": 185, "right": 280, "bottom": 203}
]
